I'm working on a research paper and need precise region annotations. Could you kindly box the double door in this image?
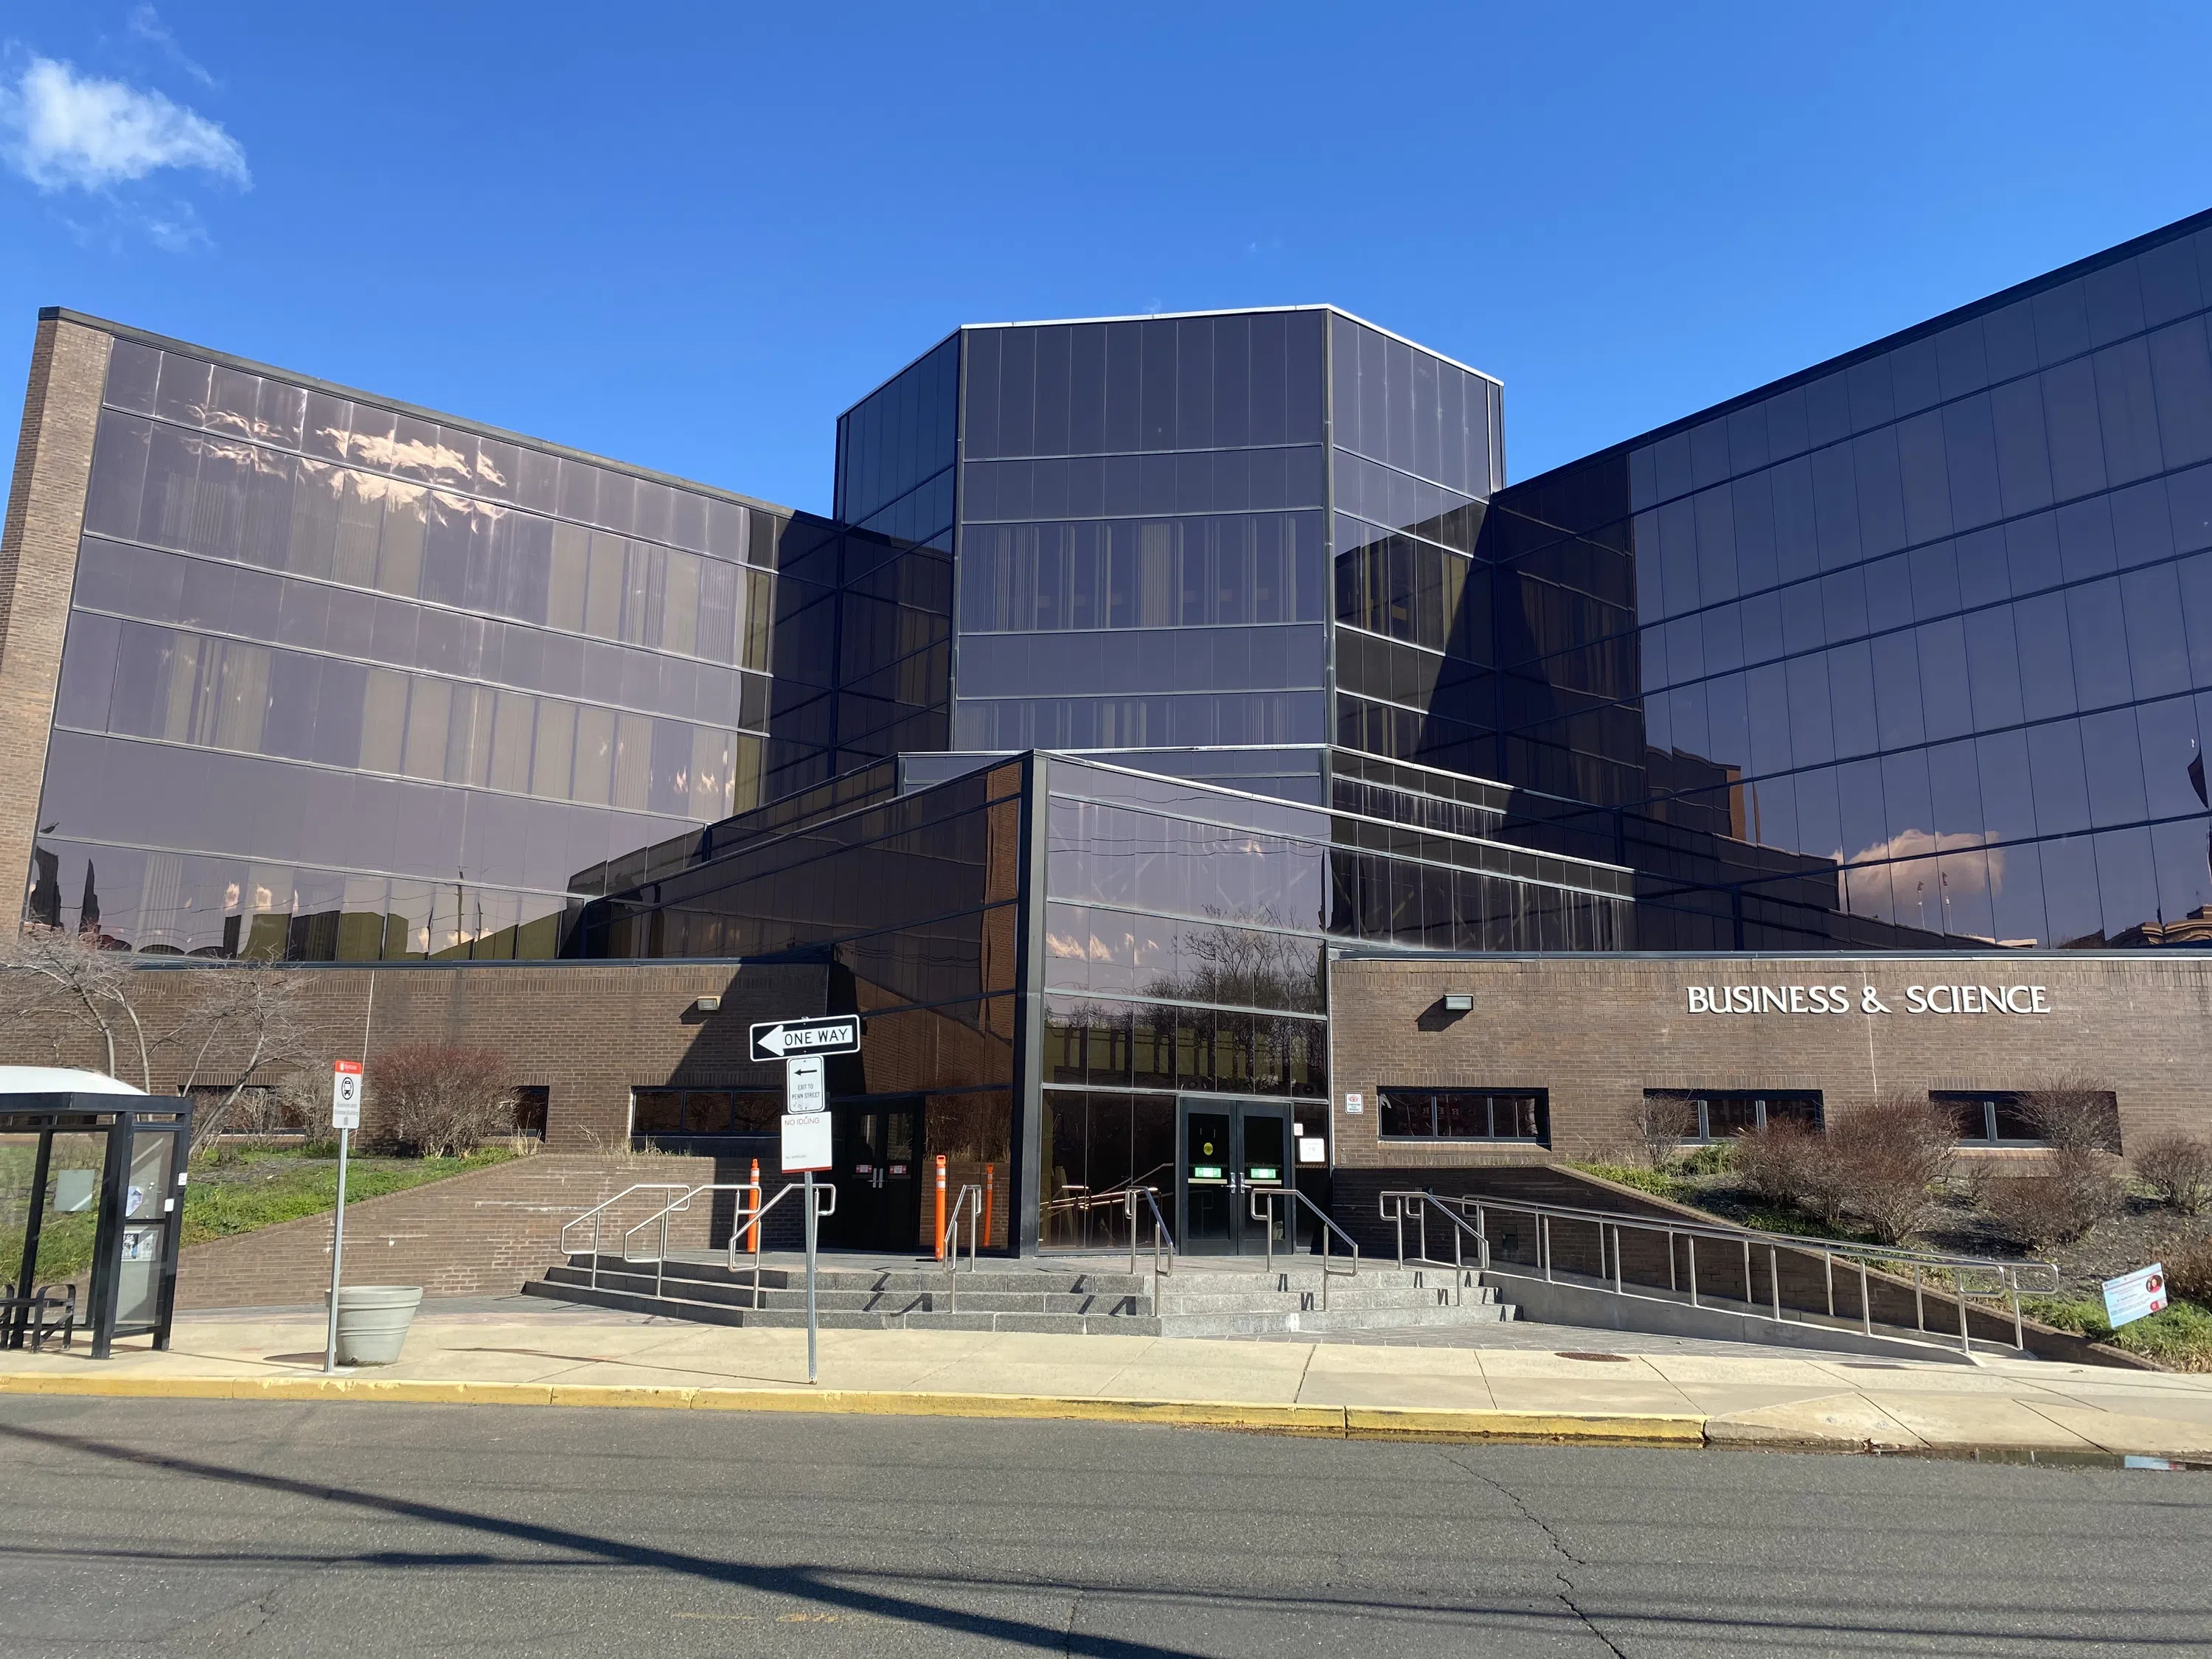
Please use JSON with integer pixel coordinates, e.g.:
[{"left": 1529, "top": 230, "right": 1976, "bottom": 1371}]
[
  {"left": 825, "top": 1105, "right": 922, "bottom": 1253},
  {"left": 1177, "top": 1099, "right": 1293, "bottom": 1255}
]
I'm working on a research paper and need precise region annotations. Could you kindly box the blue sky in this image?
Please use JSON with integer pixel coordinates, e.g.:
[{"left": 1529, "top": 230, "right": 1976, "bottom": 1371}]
[{"left": 4, "top": 4, "right": 2211, "bottom": 513}]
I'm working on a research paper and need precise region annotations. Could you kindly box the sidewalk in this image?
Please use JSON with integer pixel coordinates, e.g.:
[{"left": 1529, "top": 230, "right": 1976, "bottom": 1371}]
[{"left": 5, "top": 1298, "right": 2210, "bottom": 1461}]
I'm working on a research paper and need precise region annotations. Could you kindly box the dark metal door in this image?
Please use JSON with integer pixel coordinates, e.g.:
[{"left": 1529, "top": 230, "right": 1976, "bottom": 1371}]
[
  {"left": 1176, "top": 1099, "right": 1293, "bottom": 1255},
  {"left": 828, "top": 1105, "right": 922, "bottom": 1252}
]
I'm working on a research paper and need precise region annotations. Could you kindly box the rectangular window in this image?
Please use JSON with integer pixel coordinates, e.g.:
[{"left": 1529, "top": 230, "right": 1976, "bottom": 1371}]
[
  {"left": 630, "top": 1088, "right": 780, "bottom": 1141},
  {"left": 1932, "top": 1090, "right": 2119, "bottom": 1148},
  {"left": 1377, "top": 1089, "right": 1549, "bottom": 1143},
  {"left": 1645, "top": 1089, "right": 1824, "bottom": 1140}
]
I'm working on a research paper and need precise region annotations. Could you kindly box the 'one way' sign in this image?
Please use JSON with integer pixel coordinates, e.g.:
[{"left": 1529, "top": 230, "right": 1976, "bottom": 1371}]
[{"left": 750, "top": 1017, "right": 861, "bottom": 1064}]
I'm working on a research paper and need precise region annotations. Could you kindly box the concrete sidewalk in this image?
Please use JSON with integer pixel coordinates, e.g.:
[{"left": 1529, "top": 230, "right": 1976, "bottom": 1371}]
[{"left": 6, "top": 1298, "right": 2211, "bottom": 1461}]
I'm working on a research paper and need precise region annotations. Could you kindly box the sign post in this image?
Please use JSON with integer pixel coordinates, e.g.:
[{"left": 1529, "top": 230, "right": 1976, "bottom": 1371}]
[
  {"left": 779, "top": 1051, "right": 833, "bottom": 1384},
  {"left": 323, "top": 1060, "right": 364, "bottom": 1374}
]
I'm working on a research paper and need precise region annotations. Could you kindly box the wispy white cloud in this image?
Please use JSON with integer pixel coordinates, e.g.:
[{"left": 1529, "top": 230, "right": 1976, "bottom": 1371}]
[
  {"left": 0, "top": 55, "right": 247, "bottom": 192},
  {"left": 126, "top": 6, "right": 219, "bottom": 91}
]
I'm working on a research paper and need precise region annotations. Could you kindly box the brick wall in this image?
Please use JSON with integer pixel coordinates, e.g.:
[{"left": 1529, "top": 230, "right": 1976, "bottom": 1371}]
[
  {"left": 1329, "top": 953, "right": 2212, "bottom": 1165},
  {"left": 0, "top": 315, "right": 107, "bottom": 893},
  {"left": 175, "top": 1151, "right": 737, "bottom": 1307},
  {"left": 27, "top": 959, "right": 829, "bottom": 1150}
]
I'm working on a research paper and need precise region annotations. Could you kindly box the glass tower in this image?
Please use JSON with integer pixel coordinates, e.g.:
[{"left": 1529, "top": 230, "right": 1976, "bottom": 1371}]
[{"left": 1488, "top": 210, "right": 2212, "bottom": 949}]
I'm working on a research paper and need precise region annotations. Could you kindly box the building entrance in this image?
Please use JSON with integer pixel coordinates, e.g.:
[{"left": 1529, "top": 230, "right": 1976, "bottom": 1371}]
[
  {"left": 824, "top": 1103, "right": 923, "bottom": 1253},
  {"left": 1176, "top": 1098, "right": 1292, "bottom": 1256}
]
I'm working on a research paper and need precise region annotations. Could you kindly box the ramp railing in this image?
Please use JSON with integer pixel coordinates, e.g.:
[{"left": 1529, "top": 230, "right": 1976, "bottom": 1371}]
[{"left": 1381, "top": 1189, "right": 2059, "bottom": 1354}]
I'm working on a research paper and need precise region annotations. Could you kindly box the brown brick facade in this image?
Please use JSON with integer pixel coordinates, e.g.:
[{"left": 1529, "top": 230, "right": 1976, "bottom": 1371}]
[
  {"left": 1327, "top": 952, "right": 2212, "bottom": 1166},
  {"left": 0, "top": 315, "right": 106, "bottom": 894},
  {"left": 38, "top": 959, "right": 829, "bottom": 1150}
]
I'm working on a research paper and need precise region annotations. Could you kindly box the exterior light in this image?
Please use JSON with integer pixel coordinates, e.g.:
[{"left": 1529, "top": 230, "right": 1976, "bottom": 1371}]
[
  {"left": 1441, "top": 994, "right": 1473, "bottom": 1012},
  {"left": 692, "top": 995, "right": 721, "bottom": 1013}
]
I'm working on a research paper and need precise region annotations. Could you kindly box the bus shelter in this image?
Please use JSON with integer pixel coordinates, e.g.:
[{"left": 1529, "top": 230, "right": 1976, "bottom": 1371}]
[{"left": 2, "top": 1070, "right": 192, "bottom": 1360}]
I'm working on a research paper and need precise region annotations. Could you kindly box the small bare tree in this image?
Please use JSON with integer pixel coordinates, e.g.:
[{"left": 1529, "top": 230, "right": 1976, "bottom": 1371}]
[
  {"left": 370, "top": 1043, "right": 515, "bottom": 1158},
  {"left": 166, "top": 969, "right": 316, "bottom": 1157},
  {"left": 0, "top": 925, "right": 151, "bottom": 1087},
  {"left": 1621, "top": 1093, "right": 1700, "bottom": 1169},
  {"left": 1735, "top": 1116, "right": 1831, "bottom": 1213}
]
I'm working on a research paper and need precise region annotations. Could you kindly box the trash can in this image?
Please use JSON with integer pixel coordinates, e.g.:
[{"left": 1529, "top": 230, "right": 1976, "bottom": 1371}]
[{"left": 332, "top": 1285, "right": 422, "bottom": 1366}]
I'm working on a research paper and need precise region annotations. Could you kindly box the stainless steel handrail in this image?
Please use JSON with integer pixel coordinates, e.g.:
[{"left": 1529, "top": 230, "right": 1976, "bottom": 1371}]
[
  {"left": 1377, "top": 1191, "right": 1489, "bottom": 1302},
  {"left": 1122, "top": 1186, "right": 1175, "bottom": 1314},
  {"left": 940, "top": 1184, "right": 982, "bottom": 1310},
  {"left": 1396, "top": 1189, "right": 2059, "bottom": 1354},
  {"left": 557, "top": 1183, "right": 694, "bottom": 1291},
  {"left": 1247, "top": 1188, "right": 1357, "bottom": 1310},
  {"left": 621, "top": 1183, "right": 759, "bottom": 1301},
  {"left": 725, "top": 1181, "right": 835, "bottom": 1310}
]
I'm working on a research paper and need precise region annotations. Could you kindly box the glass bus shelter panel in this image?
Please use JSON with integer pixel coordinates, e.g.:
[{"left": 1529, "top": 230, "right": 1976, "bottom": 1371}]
[{"left": 116, "top": 1128, "right": 180, "bottom": 1330}]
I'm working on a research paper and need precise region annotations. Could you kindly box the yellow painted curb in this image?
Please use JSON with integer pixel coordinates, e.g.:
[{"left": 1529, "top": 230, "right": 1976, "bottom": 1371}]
[
  {"left": 0, "top": 1371, "right": 1710, "bottom": 1447},
  {"left": 1346, "top": 1405, "right": 1708, "bottom": 1444}
]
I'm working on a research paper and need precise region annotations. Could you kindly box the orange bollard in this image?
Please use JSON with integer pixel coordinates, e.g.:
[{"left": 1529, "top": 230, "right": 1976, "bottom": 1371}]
[
  {"left": 983, "top": 1164, "right": 995, "bottom": 1251},
  {"left": 934, "top": 1154, "right": 947, "bottom": 1259},
  {"left": 744, "top": 1158, "right": 760, "bottom": 1253}
]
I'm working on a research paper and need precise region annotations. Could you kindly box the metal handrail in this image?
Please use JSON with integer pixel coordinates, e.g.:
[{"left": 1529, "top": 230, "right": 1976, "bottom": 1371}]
[
  {"left": 557, "top": 1183, "right": 695, "bottom": 1290},
  {"left": 1377, "top": 1191, "right": 1489, "bottom": 1301},
  {"left": 1247, "top": 1187, "right": 1357, "bottom": 1310},
  {"left": 726, "top": 1181, "right": 835, "bottom": 1310},
  {"left": 621, "top": 1183, "right": 759, "bottom": 1301},
  {"left": 1401, "top": 1189, "right": 2059, "bottom": 1354},
  {"left": 1122, "top": 1186, "right": 1175, "bottom": 1314},
  {"left": 940, "top": 1184, "right": 982, "bottom": 1310}
]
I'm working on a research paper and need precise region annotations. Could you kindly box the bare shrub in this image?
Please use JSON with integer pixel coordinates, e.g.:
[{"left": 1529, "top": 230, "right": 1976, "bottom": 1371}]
[
  {"left": 1821, "top": 1093, "right": 1956, "bottom": 1244},
  {"left": 1618, "top": 1093, "right": 1699, "bottom": 1169},
  {"left": 2167, "top": 1237, "right": 2212, "bottom": 1308},
  {"left": 2134, "top": 1133, "right": 2212, "bottom": 1216},
  {"left": 1983, "top": 1176, "right": 2084, "bottom": 1251},
  {"left": 2014, "top": 1077, "right": 2124, "bottom": 1154},
  {"left": 1734, "top": 1117, "right": 1831, "bottom": 1212},
  {"left": 368, "top": 1043, "right": 515, "bottom": 1158}
]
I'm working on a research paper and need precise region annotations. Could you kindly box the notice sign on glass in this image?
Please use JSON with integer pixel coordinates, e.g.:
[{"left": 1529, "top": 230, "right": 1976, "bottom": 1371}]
[{"left": 2103, "top": 1264, "right": 2168, "bottom": 1328}]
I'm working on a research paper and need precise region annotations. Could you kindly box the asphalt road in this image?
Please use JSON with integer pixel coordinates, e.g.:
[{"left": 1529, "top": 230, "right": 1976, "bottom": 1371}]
[{"left": 0, "top": 1399, "right": 2205, "bottom": 1658}]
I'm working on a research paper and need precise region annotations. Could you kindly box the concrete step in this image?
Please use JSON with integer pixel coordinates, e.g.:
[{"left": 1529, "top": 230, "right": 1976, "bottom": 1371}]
[
  {"left": 1155, "top": 1302, "right": 1517, "bottom": 1338},
  {"left": 538, "top": 1265, "right": 1149, "bottom": 1316},
  {"left": 522, "top": 1279, "right": 1163, "bottom": 1335}
]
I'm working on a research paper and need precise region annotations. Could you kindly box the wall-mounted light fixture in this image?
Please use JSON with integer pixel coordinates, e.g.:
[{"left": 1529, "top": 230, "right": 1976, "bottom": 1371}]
[
  {"left": 692, "top": 995, "right": 721, "bottom": 1014},
  {"left": 1441, "top": 993, "right": 1473, "bottom": 1013}
]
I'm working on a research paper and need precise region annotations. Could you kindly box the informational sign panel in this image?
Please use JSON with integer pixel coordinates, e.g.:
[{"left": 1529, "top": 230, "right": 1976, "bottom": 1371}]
[
  {"left": 785, "top": 1054, "right": 826, "bottom": 1114},
  {"left": 782, "top": 1111, "right": 832, "bottom": 1172},
  {"left": 331, "top": 1060, "right": 364, "bottom": 1130},
  {"left": 750, "top": 1017, "right": 860, "bottom": 1063},
  {"left": 2104, "top": 1264, "right": 2168, "bottom": 1328},
  {"left": 1343, "top": 1092, "right": 1364, "bottom": 1115}
]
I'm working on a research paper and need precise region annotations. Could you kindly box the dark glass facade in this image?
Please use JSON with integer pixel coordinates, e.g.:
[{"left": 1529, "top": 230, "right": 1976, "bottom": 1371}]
[
  {"left": 1488, "top": 210, "right": 2212, "bottom": 949},
  {"left": 28, "top": 324, "right": 782, "bottom": 959}
]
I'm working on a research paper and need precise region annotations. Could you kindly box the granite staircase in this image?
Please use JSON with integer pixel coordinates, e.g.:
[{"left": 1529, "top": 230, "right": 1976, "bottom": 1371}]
[{"left": 524, "top": 1253, "right": 1517, "bottom": 1337}]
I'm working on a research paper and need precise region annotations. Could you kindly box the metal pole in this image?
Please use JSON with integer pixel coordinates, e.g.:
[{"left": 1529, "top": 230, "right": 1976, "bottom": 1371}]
[
  {"left": 1687, "top": 1235, "right": 1698, "bottom": 1308},
  {"left": 1542, "top": 1214, "right": 1552, "bottom": 1284},
  {"left": 1823, "top": 1251, "right": 1834, "bottom": 1319},
  {"left": 1913, "top": 1266, "right": 1924, "bottom": 1332},
  {"left": 1770, "top": 1245, "right": 1781, "bottom": 1321},
  {"left": 803, "top": 1169, "right": 818, "bottom": 1385},
  {"left": 2011, "top": 1282, "right": 2024, "bottom": 1350},
  {"left": 1859, "top": 1260, "right": 1871, "bottom": 1335},
  {"left": 322, "top": 1126, "right": 350, "bottom": 1374}
]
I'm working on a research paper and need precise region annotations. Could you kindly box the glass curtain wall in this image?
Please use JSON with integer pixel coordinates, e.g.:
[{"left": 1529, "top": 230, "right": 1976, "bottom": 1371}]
[
  {"left": 767, "top": 339, "right": 958, "bottom": 802},
  {"left": 1490, "top": 213, "right": 2212, "bottom": 949},
  {"left": 573, "top": 758, "right": 1025, "bottom": 1248},
  {"left": 1327, "top": 313, "right": 1507, "bottom": 781},
  {"left": 1037, "top": 754, "right": 1629, "bottom": 1247},
  {"left": 31, "top": 330, "right": 782, "bottom": 959},
  {"left": 954, "top": 313, "right": 1331, "bottom": 767}
]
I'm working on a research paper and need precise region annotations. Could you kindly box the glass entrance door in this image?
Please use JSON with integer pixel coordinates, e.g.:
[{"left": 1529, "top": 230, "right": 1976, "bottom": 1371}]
[
  {"left": 1176, "top": 1098, "right": 1293, "bottom": 1255},
  {"left": 825, "top": 1105, "right": 922, "bottom": 1253}
]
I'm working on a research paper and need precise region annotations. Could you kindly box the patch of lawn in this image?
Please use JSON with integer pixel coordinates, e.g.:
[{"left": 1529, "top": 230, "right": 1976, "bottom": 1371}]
[
  {"left": 2022, "top": 1295, "right": 2212, "bottom": 1371},
  {"left": 4, "top": 1144, "right": 517, "bottom": 1285}
]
